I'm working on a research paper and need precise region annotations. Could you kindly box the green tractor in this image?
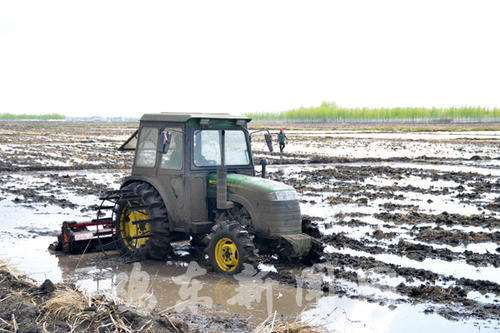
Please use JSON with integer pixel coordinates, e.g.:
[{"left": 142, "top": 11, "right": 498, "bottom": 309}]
[{"left": 104, "top": 113, "right": 321, "bottom": 274}]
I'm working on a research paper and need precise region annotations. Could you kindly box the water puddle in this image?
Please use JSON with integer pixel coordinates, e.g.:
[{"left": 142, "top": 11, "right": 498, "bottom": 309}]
[{"left": 302, "top": 297, "right": 497, "bottom": 333}]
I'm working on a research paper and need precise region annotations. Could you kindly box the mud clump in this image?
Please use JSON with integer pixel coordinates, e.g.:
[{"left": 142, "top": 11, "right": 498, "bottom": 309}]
[
  {"left": 486, "top": 196, "right": 500, "bottom": 212},
  {"left": 414, "top": 228, "right": 500, "bottom": 246},
  {"left": 396, "top": 284, "right": 467, "bottom": 303},
  {"left": 396, "top": 283, "right": 500, "bottom": 321},
  {"left": 375, "top": 211, "right": 500, "bottom": 229},
  {"left": 372, "top": 229, "right": 397, "bottom": 239}
]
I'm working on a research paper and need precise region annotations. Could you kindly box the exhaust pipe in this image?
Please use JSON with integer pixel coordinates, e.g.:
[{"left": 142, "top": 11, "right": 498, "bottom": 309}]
[
  {"left": 217, "top": 130, "right": 228, "bottom": 209},
  {"left": 260, "top": 159, "right": 268, "bottom": 178}
]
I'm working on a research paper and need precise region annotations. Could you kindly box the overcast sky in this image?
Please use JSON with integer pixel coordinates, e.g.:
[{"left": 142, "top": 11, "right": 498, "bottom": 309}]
[{"left": 1, "top": 1, "right": 499, "bottom": 118}]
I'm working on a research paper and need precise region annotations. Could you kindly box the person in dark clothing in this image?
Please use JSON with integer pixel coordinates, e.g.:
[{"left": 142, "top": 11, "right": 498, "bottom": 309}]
[{"left": 278, "top": 128, "right": 287, "bottom": 153}]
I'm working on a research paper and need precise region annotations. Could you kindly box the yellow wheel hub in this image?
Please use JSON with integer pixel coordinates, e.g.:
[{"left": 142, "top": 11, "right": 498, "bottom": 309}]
[
  {"left": 215, "top": 237, "right": 239, "bottom": 272},
  {"left": 120, "top": 203, "right": 151, "bottom": 249}
]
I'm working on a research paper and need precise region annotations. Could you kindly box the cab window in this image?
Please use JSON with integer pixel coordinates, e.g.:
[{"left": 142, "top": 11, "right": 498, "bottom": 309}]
[
  {"left": 135, "top": 127, "right": 158, "bottom": 168},
  {"left": 193, "top": 130, "right": 221, "bottom": 166},
  {"left": 193, "top": 129, "right": 249, "bottom": 167},
  {"left": 225, "top": 130, "right": 250, "bottom": 165},
  {"left": 160, "top": 130, "right": 183, "bottom": 170}
]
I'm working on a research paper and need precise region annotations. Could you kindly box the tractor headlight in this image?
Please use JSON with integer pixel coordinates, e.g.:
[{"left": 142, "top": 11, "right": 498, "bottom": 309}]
[{"left": 269, "top": 190, "right": 298, "bottom": 201}]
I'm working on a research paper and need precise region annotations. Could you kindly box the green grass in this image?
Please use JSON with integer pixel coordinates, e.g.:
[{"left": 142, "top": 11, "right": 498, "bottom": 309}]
[
  {"left": 246, "top": 102, "right": 500, "bottom": 121},
  {"left": 0, "top": 113, "right": 66, "bottom": 120}
]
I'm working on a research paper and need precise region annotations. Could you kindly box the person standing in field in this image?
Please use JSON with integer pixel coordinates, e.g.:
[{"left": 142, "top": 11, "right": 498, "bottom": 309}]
[{"left": 278, "top": 128, "right": 287, "bottom": 153}]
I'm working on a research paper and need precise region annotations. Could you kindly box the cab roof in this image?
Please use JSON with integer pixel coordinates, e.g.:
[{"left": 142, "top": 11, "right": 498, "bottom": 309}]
[{"left": 141, "top": 112, "right": 251, "bottom": 123}]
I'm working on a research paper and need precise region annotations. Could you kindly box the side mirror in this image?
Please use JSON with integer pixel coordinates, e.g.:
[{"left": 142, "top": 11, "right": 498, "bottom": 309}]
[
  {"left": 264, "top": 133, "right": 273, "bottom": 152},
  {"left": 157, "top": 130, "right": 172, "bottom": 153}
]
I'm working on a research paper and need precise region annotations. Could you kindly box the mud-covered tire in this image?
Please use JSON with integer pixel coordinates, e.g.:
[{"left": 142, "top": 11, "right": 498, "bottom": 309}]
[
  {"left": 114, "top": 182, "right": 172, "bottom": 260},
  {"left": 301, "top": 217, "right": 325, "bottom": 264},
  {"left": 302, "top": 218, "right": 321, "bottom": 239},
  {"left": 302, "top": 239, "right": 325, "bottom": 265},
  {"left": 206, "top": 221, "right": 257, "bottom": 275}
]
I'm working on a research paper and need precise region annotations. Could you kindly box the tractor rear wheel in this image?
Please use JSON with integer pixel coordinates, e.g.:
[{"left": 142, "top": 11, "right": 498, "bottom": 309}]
[
  {"left": 114, "top": 182, "right": 172, "bottom": 260},
  {"left": 206, "top": 221, "right": 257, "bottom": 275}
]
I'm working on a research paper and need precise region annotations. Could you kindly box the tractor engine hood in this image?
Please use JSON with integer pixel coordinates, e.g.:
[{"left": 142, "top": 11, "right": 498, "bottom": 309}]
[
  {"left": 207, "top": 173, "right": 297, "bottom": 200},
  {"left": 207, "top": 173, "right": 302, "bottom": 235}
]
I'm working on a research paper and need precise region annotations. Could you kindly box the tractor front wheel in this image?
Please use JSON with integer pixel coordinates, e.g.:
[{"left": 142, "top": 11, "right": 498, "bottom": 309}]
[{"left": 206, "top": 221, "right": 257, "bottom": 275}]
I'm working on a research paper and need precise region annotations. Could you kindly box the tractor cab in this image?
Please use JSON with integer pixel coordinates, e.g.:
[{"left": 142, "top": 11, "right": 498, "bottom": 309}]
[{"left": 119, "top": 113, "right": 255, "bottom": 234}]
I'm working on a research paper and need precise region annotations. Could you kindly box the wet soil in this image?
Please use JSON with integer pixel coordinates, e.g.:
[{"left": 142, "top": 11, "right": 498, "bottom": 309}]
[
  {"left": 375, "top": 212, "right": 500, "bottom": 229},
  {"left": 0, "top": 121, "right": 135, "bottom": 172},
  {"left": 414, "top": 229, "right": 500, "bottom": 246},
  {"left": 0, "top": 121, "right": 499, "bottom": 331}
]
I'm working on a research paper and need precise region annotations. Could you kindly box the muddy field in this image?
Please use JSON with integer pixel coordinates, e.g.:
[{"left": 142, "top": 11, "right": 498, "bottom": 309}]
[{"left": 0, "top": 121, "right": 499, "bottom": 332}]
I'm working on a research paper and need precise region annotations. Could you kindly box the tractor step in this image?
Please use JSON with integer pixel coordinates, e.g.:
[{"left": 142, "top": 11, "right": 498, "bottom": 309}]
[{"left": 192, "top": 221, "right": 214, "bottom": 234}]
